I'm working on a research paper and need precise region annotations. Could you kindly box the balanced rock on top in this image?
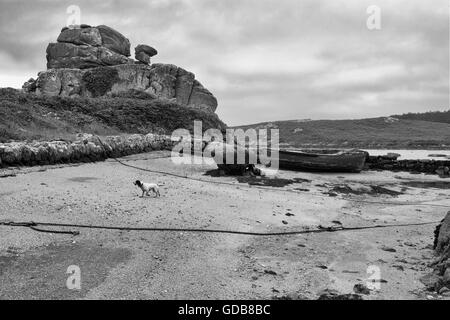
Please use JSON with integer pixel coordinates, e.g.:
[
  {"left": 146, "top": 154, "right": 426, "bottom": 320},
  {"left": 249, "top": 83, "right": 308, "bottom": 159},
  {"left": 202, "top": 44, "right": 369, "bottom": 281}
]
[
  {"left": 135, "top": 44, "right": 158, "bottom": 65},
  {"left": 23, "top": 24, "right": 218, "bottom": 113}
]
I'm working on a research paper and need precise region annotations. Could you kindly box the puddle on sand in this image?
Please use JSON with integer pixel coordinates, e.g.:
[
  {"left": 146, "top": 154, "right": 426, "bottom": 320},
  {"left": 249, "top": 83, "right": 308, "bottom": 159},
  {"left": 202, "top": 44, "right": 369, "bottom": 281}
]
[
  {"left": 0, "top": 242, "right": 131, "bottom": 299},
  {"left": 236, "top": 177, "right": 311, "bottom": 188},
  {"left": 328, "top": 185, "right": 404, "bottom": 197}
]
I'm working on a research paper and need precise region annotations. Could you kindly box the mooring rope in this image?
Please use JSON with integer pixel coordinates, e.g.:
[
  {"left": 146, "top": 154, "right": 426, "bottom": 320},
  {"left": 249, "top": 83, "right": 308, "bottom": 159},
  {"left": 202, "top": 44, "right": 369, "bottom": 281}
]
[{"left": 0, "top": 220, "right": 441, "bottom": 237}]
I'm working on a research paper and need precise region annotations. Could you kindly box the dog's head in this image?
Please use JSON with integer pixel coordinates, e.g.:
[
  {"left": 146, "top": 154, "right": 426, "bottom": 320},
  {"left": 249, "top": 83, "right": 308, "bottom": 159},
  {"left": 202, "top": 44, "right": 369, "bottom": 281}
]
[{"left": 134, "top": 180, "right": 142, "bottom": 187}]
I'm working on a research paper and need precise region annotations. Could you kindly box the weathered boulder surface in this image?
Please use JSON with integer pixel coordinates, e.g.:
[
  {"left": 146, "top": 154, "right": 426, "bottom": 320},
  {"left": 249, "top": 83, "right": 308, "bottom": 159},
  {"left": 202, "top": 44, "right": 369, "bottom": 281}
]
[
  {"left": 22, "top": 78, "right": 37, "bottom": 93},
  {"left": 135, "top": 44, "right": 157, "bottom": 56},
  {"left": 47, "top": 25, "right": 131, "bottom": 69},
  {"left": 97, "top": 25, "right": 131, "bottom": 56},
  {"left": 57, "top": 25, "right": 130, "bottom": 56},
  {"left": 367, "top": 156, "right": 450, "bottom": 176},
  {"left": 35, "top": 64, "right": 218, "bottom": 112},
  {"left": 189, "top": 80, "right": 219, "bottom": 112},
  {"left": 57, "top": 27, "right": 102, "bottom": 47},
  {"left": 24, "top": 24, "right": 218, "bottom": 113},
  {"left": 47, "top": 42, "right": 133, "bottom": 69},
  {"left": 0, "top": 133, "right": 174, "bottom": 168},
  {"left": 135, "top": 44, "right": 157, "bottom": 64},
  {"left": 203, "top": 141, "right": 258, "bottom": 175},
  {"left": 421, "top": 211, "right": 450, "bottom": 293},
  {"left": 135, "top": 51, "right": 151, "bottom": 64},
  {"left": 436, "top": 212, "right": 450, "bottom": 254}
]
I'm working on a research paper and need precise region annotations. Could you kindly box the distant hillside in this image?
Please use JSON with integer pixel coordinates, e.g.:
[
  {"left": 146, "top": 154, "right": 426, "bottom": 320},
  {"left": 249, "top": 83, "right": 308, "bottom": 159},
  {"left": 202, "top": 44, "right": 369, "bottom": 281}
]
[
  {"left": 392, "top": 110, "right": 450, "bottom": 124},
  {"left": 0, "top": 88, "right": 226, "bottom": 143},
  {"left": 234, "top": 117, "right": 450, "bottom": 149}
]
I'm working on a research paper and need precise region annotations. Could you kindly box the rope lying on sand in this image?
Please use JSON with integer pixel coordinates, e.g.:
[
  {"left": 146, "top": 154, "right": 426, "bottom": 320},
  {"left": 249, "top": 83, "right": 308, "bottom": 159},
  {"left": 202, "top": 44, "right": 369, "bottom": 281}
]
[
  {"left": 0, "top": 220, "right": 441, "bottom": 237},
  {"left": 95, "top": 137, "right": 450, "bottom": 209}
]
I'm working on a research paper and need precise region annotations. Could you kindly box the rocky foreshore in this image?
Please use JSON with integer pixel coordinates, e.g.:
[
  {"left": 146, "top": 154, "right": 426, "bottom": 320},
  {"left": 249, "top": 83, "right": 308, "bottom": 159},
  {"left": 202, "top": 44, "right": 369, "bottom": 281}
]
[
  {"left": 0, "top": 133, "right": 173, "bottom": 168},
  {"left": 366, "top": 156, "right": 450, "bottom": 177}
]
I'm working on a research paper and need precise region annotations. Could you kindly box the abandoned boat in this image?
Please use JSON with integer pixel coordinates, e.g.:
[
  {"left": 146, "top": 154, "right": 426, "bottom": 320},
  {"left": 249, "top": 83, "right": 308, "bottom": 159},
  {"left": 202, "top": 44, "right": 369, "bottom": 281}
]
[{"left": 278, "top": 149, "right": 368, "bottom": 172}]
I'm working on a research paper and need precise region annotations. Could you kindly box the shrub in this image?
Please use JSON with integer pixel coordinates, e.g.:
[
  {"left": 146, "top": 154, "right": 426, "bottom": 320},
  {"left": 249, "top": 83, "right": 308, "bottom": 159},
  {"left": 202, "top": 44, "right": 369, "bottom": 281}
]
[{"left": 82, "top": 67, "right": 120, "bottom": 97}]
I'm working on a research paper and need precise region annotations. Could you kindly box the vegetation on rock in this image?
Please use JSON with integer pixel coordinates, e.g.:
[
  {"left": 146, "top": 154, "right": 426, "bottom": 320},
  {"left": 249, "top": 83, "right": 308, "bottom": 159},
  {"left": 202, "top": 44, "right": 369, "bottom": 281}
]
[{"left": 0, "top": 88, "right": 226, "bottom": 143}]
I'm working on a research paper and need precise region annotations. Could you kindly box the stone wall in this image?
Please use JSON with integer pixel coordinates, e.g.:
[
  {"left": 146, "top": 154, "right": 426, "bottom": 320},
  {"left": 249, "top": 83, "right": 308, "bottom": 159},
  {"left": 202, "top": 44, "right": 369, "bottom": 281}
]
[
  {"left": 366, "top": 156, "right": 450, "bottom": 176},
  {"left": 0, "top": 134, "right": 174, "bottom": 168}
]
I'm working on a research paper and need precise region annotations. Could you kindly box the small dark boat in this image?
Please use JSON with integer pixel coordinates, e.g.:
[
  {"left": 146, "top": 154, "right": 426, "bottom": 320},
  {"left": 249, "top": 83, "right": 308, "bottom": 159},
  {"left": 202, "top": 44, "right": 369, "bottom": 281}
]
[{"left": 278, "top": 149, "right": 368, "bottom": 173}]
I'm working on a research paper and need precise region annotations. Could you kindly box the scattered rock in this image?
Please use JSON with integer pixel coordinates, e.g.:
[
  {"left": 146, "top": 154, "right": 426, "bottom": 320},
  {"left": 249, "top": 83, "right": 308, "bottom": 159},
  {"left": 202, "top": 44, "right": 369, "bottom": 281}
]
[
  {"left": 353, "top": 283, "right": 370, "bottom": 295},
  {"left": 264, "top": 269, "right": 277, "bottom": 275},
  {"left": 22, "top": 78, "right": 37, "bottom": 93},
  {"left": 317, "top": 289, "right": 363, "bottom": 300},
  {"left": 439, "top": 286, "right": 450, "bottom": 295},
  {"left": 392, "top": 265, "right": 405, "bottom": 271},
  {"left": 436, "top": 166, "right": 450, "bottom": 178},
  {"left": 282, "top": 220, "right": 288, "bottom": 225},
  {"left": 381, "top": 246, "right": 397, "bottom": 253},
  {"left": 420, "top": 272, "right": 443, "bottom": 292},
  {"left": 272, "top": 293, "right": 309, "bottom": 300}
]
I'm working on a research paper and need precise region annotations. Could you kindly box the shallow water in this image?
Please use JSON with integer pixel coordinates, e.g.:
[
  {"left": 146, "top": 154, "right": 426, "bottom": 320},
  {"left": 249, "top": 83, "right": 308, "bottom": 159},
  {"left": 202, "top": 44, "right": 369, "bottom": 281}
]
[{"left": 363, "top": 149, "right": 450, "bottom": 160}]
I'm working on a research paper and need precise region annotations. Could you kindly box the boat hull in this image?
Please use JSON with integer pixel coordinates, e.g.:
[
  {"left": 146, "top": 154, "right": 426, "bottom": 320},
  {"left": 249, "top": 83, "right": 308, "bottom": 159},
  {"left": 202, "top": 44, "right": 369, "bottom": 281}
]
[{"left": 278, "top": 149, "right": 367, "bottom": 173}]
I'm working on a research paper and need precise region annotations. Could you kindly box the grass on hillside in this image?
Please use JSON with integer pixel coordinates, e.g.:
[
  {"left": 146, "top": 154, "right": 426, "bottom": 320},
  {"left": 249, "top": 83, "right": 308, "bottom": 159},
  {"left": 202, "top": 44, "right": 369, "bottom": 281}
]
[
  {"left": 235, "top": 118, "right": 450, "bottom": 149},
  {"left": 0, "top": 88, "right": 226, "bottom": 143}
]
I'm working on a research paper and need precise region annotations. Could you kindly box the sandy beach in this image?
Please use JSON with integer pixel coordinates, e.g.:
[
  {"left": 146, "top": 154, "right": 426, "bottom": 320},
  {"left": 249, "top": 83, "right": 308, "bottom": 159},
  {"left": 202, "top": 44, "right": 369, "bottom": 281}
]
[{"left": 1, "top": 151, "right": 449, "bottom": 300}]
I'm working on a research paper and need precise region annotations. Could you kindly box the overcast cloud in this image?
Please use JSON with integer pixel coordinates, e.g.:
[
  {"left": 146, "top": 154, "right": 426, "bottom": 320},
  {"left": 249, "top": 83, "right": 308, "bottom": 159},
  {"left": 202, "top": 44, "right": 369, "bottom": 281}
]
[{"left": 0, "top": 0, "right": 448, "bottom": 125}]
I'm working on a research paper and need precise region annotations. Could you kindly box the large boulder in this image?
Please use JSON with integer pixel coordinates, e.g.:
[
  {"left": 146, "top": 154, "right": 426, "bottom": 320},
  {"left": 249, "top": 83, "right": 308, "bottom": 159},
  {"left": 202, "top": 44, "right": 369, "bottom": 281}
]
[
  {"left": 135, "top": 44, "right": 158, "bottom": 57},
  {"left": 57, "top": 27, "right": 102, "bottom": 47},
  {"left": 175, "top": 68, "right": 195, "bottom": 105},
  {"left": 421, "top": 212, "right": 450, "bottom": 293},
  {"left": 435, "top": 211, "right": 450, "bottom": 254},
  {"left": 135, "top": 44, "right": 158, "bottom": 64},
  {"left": 135, "top": 51, "right": 151, "bottom": 64},
  {"left": 46, "top": 42, "right": 132, "bottom": 69},
  {"left": 146, "top": 63, "right": 178, "bottom": 99},
  {"left": 36, "top": 69, "right": 61, "bottom": 96},
  {"left": 33, "top": 64, "right": 218, "bottom": 112},
  {"left": 203, "top": 141, "right": 258, "bottom": 174},
  {"left": 24, "top": 24, "right": 218, "bottom": 113},
  {"left": 189, "top": 80, "right": 218, "bottom": 112},
  {"left": 35, "top": 68, "right": 84, "bottom": 97},
  {"left": 48, "top": 25, "right": 132, "bottom": 69},
  {"left": 22, "top": 78, "right": 37, "bottom": 93},
  {"left": 97, "top": 25, "right": 131, "bottom": 57}
]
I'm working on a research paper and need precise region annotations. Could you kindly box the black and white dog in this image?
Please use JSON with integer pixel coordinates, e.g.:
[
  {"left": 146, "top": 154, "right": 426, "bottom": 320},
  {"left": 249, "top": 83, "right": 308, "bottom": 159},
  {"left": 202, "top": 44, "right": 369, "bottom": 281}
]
[{"left": 134, "top": 180, "right": 161, "bottom": 197}]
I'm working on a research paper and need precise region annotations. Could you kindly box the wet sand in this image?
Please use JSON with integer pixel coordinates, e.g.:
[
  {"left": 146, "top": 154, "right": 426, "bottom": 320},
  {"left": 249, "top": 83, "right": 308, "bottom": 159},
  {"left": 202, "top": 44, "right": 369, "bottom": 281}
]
[{"left": 0, "top": 151, "right": 449, "bottom": 299}]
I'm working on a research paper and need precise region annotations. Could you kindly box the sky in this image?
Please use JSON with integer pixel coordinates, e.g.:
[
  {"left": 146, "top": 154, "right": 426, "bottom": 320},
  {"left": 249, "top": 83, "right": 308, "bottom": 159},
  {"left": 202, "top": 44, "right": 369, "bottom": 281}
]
[{"left": 0, "top": 0, "right": 448, "bottom": 126}]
